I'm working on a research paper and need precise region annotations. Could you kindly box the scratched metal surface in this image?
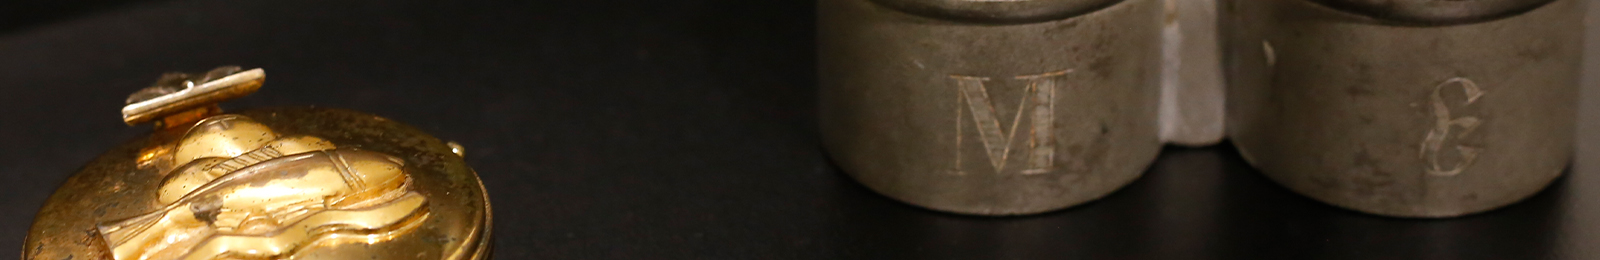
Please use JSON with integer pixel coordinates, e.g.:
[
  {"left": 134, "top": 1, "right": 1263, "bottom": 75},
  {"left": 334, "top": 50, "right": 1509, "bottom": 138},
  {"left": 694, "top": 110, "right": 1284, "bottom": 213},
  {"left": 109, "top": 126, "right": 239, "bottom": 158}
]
[
  {"left": 1223, "top": 0, "right": 1581, "bottom": 218},
  {"left": 0, "top": 0, "right": 1594, "bottom": 259}
]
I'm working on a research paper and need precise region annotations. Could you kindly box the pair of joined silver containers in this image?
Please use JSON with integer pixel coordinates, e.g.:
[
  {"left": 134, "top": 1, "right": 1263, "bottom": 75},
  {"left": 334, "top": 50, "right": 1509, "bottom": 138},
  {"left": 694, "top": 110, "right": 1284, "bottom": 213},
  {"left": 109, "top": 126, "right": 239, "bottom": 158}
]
[{"left": 819, "top": 0, "right": 1582, "bottom": 217}]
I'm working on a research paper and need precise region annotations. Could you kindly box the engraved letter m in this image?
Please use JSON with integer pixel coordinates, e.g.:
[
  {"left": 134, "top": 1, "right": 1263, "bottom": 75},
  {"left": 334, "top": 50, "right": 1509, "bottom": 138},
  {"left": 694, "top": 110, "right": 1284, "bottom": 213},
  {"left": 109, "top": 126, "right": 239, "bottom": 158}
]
[{"left": 950, "top": 70, "right": 1069, "bottom": 175}]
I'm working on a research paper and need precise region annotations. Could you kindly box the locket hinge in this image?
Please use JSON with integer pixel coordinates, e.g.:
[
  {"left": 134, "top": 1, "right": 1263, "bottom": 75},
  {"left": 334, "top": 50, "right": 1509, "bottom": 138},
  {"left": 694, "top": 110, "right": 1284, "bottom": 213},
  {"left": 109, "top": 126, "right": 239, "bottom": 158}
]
[{"left": 121, "top": 66, "right": 265, "bottom": 128}]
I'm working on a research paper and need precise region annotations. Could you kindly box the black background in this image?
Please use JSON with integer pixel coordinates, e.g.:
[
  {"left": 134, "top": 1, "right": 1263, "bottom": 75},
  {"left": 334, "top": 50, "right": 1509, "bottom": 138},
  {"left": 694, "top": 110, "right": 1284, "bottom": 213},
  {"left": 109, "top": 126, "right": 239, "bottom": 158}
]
[{"left": 1, "top": 1, "right": 1596, "bottom": 259}]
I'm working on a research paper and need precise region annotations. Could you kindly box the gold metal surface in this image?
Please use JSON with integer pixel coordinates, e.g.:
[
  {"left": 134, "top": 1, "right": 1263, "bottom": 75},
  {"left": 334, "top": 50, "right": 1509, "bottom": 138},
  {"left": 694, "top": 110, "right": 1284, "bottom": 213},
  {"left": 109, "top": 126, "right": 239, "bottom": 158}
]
[
  {"left": 122, "top": 67, "right": 264, "bottom": 126},
  {"left": 25, "top": 67, "right": 490, "bottom": 260},
  {"left": 448, "top": 142, "right": 466, "bottom": 157}
]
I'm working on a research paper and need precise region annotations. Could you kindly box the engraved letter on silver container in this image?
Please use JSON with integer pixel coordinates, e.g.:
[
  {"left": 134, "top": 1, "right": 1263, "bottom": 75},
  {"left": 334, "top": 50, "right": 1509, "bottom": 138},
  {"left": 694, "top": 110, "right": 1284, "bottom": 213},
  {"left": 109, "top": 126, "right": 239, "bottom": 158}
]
[{"left": 951, "top": 70, "right": 1069, "bottom": 175}]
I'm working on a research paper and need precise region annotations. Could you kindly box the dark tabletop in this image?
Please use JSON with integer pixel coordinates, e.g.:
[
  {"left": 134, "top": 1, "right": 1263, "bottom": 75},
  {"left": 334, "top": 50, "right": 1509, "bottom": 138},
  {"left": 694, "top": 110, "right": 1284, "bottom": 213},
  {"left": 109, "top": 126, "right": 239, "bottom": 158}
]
[{"left": 1, "top": 0, "right": 1596, "bottom": 259}]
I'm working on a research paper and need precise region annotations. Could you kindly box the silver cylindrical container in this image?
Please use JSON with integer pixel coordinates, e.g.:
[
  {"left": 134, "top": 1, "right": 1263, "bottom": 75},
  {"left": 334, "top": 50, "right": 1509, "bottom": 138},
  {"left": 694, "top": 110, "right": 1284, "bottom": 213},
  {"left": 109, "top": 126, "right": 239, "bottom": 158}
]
[
  {"left": 819, "top": 0, "right": 1162, "bottom": 215},
  {"left": 1224, "top": 0, "right": 1582, "bottom": 217}
]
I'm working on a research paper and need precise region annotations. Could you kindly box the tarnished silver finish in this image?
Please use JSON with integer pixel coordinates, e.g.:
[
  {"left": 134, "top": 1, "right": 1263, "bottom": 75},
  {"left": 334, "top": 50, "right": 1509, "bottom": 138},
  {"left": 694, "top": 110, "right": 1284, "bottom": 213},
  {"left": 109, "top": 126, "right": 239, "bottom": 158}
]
[
  {"left": 1161, "top": 0, "right": 1227, "bottom": 146},
  {"left": 1224, "top": 0, "right": 1581, "bottom": 217},
  {"left": 819, "top": 0, "right": 1162, "bottom": 215}
]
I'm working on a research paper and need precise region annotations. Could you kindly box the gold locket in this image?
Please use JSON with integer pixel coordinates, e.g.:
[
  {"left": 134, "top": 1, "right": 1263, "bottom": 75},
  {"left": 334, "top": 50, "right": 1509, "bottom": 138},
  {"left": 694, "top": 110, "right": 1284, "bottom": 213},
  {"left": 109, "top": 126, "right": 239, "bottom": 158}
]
[{"left": 24, "top": 67, "right": 492, "bottom": 260}]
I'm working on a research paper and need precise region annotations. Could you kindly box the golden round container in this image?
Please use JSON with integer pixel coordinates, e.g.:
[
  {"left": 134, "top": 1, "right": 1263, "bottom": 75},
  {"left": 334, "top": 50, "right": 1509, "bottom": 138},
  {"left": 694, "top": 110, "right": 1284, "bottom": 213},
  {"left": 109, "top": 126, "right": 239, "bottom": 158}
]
[{"left": 23, "top": 67, "right": 492, "bottom": 260}]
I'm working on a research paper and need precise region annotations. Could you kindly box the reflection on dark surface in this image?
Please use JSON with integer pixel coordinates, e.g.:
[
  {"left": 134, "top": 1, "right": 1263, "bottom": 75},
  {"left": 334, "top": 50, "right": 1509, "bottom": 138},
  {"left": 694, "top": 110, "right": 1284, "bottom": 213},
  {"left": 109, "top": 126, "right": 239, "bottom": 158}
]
[
  {"left": 1210, "top": 142, "right": 1567, "bottom": 259},
  {"left": 823, "top": 143, "right": 1571, "bottom": 259}
]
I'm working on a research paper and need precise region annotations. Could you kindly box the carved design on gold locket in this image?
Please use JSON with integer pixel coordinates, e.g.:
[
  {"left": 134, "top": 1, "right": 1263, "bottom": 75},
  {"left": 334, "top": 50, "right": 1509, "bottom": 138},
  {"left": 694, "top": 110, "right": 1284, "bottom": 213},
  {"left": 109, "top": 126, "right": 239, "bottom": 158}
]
[{"left": 97, "top": 115, "right": 429, "bottom": 260}]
